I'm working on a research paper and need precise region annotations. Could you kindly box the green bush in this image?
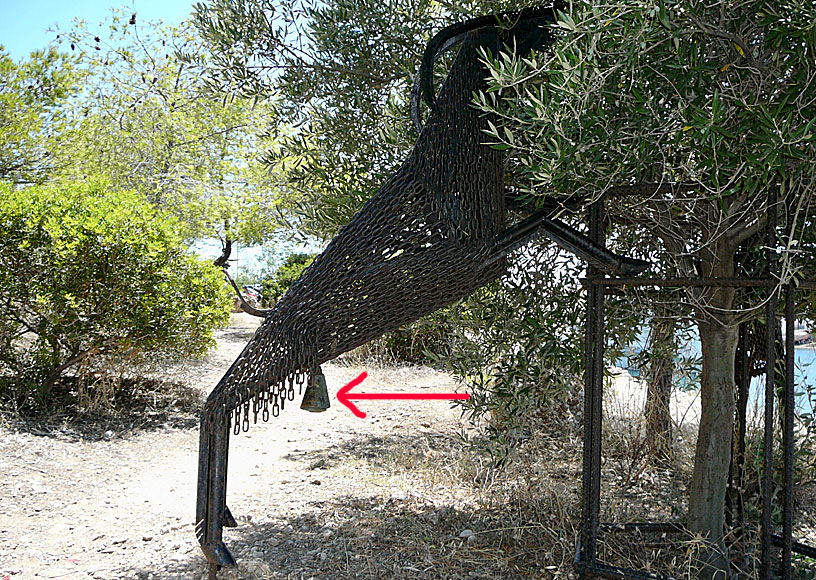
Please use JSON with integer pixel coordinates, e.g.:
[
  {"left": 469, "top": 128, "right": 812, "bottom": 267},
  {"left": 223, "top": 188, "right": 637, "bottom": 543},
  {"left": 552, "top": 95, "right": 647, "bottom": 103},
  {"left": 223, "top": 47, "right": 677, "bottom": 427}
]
[
  {"left": 261, "top": 253, "right": 316, "bottom": 306},
  {"left": 381, "top": 310, "right": 454, "bottom": 365},
  {"left": 0, "top": 180, "right": 231, "bottom": 412}
]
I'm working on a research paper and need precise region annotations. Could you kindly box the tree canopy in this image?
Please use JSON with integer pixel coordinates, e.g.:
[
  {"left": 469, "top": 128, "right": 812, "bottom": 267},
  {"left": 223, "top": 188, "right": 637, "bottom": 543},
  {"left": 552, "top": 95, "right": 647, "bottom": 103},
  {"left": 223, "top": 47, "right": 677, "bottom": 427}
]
[
  {"left": 51, "top": 10, "right": 284, "bottom": 246},
  {"left": 0, "top": 47, "right": 77, "bottom": 184},
  {"left": 477, "top": 0, "right": 816, "bottom": 573},
  {"left": 193, "top": 0, "right": 534, "bottom": 238}
]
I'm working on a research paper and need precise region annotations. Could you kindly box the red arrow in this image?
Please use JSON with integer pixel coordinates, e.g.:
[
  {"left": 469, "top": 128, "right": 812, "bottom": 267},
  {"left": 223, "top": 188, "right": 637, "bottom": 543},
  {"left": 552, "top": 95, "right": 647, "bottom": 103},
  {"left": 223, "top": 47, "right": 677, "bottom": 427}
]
[{"left": 336, "top": 371, "right": 470, "bottom": 418}]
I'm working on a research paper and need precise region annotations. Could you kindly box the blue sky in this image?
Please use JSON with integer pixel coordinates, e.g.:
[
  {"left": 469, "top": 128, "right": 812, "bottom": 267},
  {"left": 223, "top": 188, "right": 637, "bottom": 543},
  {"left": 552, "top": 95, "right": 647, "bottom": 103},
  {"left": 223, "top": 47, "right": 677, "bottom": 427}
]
[{"left": 0, "top": 0, "right": 195, "bottom": 59}]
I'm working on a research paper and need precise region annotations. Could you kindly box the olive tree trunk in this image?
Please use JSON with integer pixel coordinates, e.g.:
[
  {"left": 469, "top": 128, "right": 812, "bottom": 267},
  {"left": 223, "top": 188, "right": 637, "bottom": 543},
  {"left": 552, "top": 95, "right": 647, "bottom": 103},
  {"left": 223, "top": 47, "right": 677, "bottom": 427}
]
[
  {"left": 689, "top": 319, "right": 738, "bottom": 575},
  {"left": 644, "top": 316, "right": 676, "bottom": 460},
  {"left": 688, "top": 244, "right": 738, "bottom": 579}
]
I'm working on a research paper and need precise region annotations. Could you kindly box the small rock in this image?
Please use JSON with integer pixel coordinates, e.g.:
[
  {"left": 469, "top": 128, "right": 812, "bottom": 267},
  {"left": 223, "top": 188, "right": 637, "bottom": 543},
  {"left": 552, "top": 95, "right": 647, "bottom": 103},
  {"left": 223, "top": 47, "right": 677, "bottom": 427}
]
[
  {"left": 459, "top": 529, "right": 474, "bottom": 539},
  {"left": 309, "top": 459, "right": 327, "bottom": 470},
  {"left": 142, "top": 536, "right": 153, "bottom": 542}
]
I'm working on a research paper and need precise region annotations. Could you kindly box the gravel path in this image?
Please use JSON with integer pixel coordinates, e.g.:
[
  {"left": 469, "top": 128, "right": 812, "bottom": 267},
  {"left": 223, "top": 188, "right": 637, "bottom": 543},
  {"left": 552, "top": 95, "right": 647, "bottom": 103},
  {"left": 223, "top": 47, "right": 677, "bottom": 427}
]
[{"left": 0, "top": 314, "right": 491, "bottom": 580}]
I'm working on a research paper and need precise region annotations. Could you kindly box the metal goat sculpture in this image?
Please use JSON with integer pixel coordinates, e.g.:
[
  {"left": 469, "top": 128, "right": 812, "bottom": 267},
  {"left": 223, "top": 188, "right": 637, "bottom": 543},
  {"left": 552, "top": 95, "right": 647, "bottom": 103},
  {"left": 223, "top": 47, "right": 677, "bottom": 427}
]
[{"left": 196, "top": 5, "right": 648, "bottom": 576}]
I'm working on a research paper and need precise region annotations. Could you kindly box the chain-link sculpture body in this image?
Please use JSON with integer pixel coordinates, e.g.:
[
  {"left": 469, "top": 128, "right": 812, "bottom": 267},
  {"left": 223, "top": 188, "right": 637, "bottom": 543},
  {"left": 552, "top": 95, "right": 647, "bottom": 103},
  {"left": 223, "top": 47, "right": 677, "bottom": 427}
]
[{"left": 197, "top": 7, "right": 648, "bottom": 576}]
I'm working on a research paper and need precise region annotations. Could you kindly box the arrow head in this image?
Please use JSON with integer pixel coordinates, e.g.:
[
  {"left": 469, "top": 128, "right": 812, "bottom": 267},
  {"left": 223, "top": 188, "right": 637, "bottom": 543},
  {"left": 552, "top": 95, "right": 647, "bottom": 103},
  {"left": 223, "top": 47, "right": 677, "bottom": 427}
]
[{"left": 337, "top": 372, "right": 368, "bottom": 418}]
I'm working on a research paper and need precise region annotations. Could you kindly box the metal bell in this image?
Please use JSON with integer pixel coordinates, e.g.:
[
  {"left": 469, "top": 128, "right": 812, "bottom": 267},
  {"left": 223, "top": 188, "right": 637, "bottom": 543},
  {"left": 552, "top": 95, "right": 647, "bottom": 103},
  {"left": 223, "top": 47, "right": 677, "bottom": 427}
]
[{"left": 300, "top": 367, "right": 330, "bottom": 412}]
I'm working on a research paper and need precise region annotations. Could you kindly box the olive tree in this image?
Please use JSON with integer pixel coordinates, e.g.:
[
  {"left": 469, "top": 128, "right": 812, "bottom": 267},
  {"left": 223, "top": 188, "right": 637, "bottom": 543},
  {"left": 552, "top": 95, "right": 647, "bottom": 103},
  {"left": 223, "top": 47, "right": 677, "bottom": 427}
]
[
  {"left": 478, "top": 0, "right": 816, "bottom": 575},
  {"left": 192, "top": 0, "right": 531, "bottom": 239},
  {"left": 52, "top": 10, "right": 281, "bottom": 247}
]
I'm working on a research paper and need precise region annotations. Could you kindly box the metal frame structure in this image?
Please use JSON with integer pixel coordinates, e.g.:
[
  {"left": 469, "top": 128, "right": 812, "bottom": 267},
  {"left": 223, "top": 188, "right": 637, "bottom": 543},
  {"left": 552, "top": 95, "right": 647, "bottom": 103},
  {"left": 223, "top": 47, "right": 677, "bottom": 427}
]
[{"left": 575, "top": 195, "right": 816, "bottom": 579}]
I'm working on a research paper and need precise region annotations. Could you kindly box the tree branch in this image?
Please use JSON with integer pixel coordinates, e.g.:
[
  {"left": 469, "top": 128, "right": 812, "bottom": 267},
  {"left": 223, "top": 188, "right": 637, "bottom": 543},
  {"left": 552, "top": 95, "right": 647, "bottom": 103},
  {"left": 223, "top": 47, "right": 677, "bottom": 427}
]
[
  {"left": 212, "top": 235, "right": 272, "bottom": 318},
  {"left": 223, "top": 268, "right": 272, "bottom": 318},
  {"left": 727, "top": 213, "right": 768, "bottom": 247}
]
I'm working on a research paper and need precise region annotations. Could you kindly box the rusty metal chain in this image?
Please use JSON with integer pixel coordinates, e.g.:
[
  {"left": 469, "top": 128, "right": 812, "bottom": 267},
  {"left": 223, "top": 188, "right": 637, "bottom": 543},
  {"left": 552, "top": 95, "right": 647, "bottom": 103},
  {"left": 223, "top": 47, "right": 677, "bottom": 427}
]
[{"left": 203, "top": 28, "right": 521, "bottom": 433}]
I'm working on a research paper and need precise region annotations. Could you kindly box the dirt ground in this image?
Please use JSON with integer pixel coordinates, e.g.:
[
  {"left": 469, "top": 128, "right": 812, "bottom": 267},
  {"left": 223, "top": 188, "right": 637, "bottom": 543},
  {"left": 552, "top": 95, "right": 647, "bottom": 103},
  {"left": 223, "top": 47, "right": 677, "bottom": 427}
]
[
  {"left": 1, "top": 314, "right": 555, "bottom": 580},
  {"left": 2, "top": 314, "right": 814, "bottom": 580}
]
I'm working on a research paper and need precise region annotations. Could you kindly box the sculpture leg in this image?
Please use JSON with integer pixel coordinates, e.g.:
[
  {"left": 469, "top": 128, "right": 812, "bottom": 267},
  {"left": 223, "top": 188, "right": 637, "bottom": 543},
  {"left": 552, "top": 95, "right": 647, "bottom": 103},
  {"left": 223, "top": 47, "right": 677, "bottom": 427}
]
[{"left": 196, "top": 408, "right": 237, "bottom": 576}]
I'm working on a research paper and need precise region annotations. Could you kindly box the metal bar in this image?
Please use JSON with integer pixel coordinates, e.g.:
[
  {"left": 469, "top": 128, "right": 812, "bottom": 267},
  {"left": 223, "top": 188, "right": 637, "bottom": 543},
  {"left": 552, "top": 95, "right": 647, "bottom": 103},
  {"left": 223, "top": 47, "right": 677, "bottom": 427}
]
[
  {"left": 736, "top": 323, "right": 749, "bottom": 533},
  {"left": 206, "top": 412, "right": 228, "bottom": 551},
  {"left": 590, "top": 199, "right": 606, "bottom": 567},
  {"left": 584, "top": 277, "right": 777, "bottom": 288},
  {"left": 196, "top": 413, "right": 211, "bottom": 546},
  {"left": 580, "top": 199, "right": 602, "bottom": 570},
  {"left": 590, "top": 274, "right": 605, "bottom": 563},
  {"left": 783, "top": 284, "right": 795, "bottom": 580},
  {"left": 761, "top": 189, "right": 777, "bottom": 580},
  {"left": 196, "top": 410, "right": 236, "bottom": 574},
  {"left": 772, "top": 534, "right": 816, "bottom": 559},
  {"left": 580, "top": 276, "right": 596, "bottom": 566},
  {"left": 579, "top": 561, "right": 679, "bottom": 580}
]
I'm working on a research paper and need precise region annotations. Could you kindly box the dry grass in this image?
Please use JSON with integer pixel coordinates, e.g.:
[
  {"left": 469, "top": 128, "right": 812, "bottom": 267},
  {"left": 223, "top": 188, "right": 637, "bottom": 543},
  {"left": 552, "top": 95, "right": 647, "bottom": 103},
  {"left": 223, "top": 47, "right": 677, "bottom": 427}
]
[{"left": 213, "top": 416, "right": 583, "bottom": 580}]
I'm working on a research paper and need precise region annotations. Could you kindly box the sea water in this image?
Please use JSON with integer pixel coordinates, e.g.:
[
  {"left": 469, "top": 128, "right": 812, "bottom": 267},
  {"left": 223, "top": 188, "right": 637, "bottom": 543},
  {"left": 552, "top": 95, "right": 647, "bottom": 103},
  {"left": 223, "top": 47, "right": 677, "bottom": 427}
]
[{"left": 615, "top": 332, "right": 816, "bottom": 417}]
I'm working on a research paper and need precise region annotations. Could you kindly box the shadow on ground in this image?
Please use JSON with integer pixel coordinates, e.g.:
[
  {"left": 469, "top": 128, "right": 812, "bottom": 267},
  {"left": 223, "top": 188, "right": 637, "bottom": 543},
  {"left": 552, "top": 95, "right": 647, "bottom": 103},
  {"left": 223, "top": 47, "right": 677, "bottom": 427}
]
[
  {"left": 283, "top": 430, "right": 475, "bottom": 474},
  {"left": 2, "top": 377, "right": 202, "bottom": 442},
  {"left": 216, "top": 326, "right": 260, "bottom": 343},
  {"left": 121, "top": 495, "right": 564, "bottom": 580}
]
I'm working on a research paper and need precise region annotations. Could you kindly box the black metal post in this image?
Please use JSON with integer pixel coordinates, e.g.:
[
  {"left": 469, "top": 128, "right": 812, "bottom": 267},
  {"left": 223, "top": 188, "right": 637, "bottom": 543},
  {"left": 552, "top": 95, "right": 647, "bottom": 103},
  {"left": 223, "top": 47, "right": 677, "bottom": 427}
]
[
  {"left": 580, "top": 216, "right": 597, "bottom": 568},
  {"left": 727, "top": 323, "right": 749, "bottom": 533},
  {"left": 580, "top": 198, "right": 605, "bottom": 573},
  {"left": 783, "top": 284, "right": 795, "bottom": 580},
  {"left": 590, "top": 199, "right": 605, "bottom": 562},
  {"left": 761, "top": 189, "right": 777, "bottom": 579},
  {"left": 580, "top": 289, "right": 595, "bottom": 566},
  {"left": 571, "top": 187, "right": 816, "bottom": 579},
  {"left": 207, "top": 411, "right": 229, "bottom": 556},
  {"left": 196, "top": 408, "right": 236, "bottom": 580}
]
